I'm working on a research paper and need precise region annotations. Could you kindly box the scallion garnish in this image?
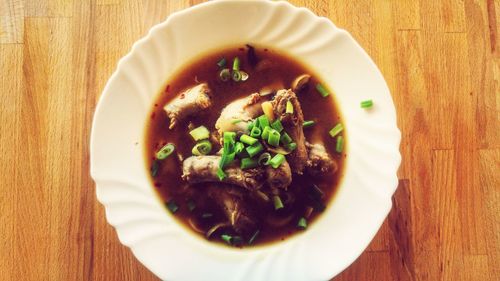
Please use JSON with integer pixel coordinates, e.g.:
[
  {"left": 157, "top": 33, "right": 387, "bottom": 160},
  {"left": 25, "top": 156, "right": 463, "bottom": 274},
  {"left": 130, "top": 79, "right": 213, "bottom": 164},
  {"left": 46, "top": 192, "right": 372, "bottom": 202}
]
[
  {"left": 286, "top": 100, "right": 294, "bottom": 114},
  {"left": 223, "top": 131, "right": 236, "bottom": 146},
  {"left": 267, "top": 129, "right": 281, "bottom": 147},
  {"left": 217, "top": 168, "right": 226, "bottom": 181},
  {"left": 360, "top": 99, "right": 373, "bottom": 108},
  {"left": 189, "top": 126, "right": 210, "bottom": 141},
  {"left": 151, "top": 160, "right": 160, "bottom": 177},
  {"left": 248, "top": 119, "right": 257, "bottom": 131},
  {"left": 231, "top": 119, "right": 243, "bottom": 124},
  {"left": 297, "top": 217, "right": 307, "bottom": 229},
  {"left": 217, "top": 57, "right": 226, "bottom": 68},
  {"left": 220, "top": 151, "right": 236, "bottom": 169},
  {"left": 280, "top": 132, "right": 292, "bottom": 145},
  {"left": 336, "top": 135, "right": 344, "bottom": 153},
  {"left": 240, "top": 134, "right": 258, "bottom": 146},
  {"left": 234, "top": 142, "right": 245, "bottom": 155},
  {"left": 166, "top": 199, "right": 179, "bottom": 213},
  {"left": 273, "top": 195, "right": 284, "bottom": 210},
  {"left": 232, "top": 70, "right": 242, "bottom": 82},
  {"left": 221, "top": 234, "right": 232, "bottom": 244},
  {"left": 219, "top": 68, "right": 230, "bottom": 82},
  {"left": 315, "top": 83, "right": 330, "bottom": 97},
  {"left": 271, "top": 119, "right": 284, "bottom": 132},
  {"left": 329, "top": 123, "right": 343, "bottom": 138},
  {"left": 156, "top": 143, "right": 175, "bottom": 160},
  {"left": 269, "top": 153, "right": 285, "bottom": 168},
  {"left": 232, "top": 57, "right": 240, "bottom": 71},
  {"left": 258, "top": 152, "right": 271, "bottom": 166},
  {"left": 303, "top": 120, "right": 315, "bottom": 128},
  {"left": 246, "top": 142, "right": 263, "bottom": 158},
  {"left": 286, "top": 142, "right": 297, "bottom": 151},
  {"left": 261, "top": 126, "right": 272, "bottom": 140},
  {"left": 240, "top": 71, "right": 249, "bottom": 81},
  {"left": 187, "top": 200, "right": 196, "bottom": 212},
  {"left": 257, "top": 115, "right": 270, "bottom": 129},
  {"left": 192, "top": 140, "right": 212, "bottom": 156},
  {"left": 241, "top": 157, "right": 259, "bottom": 169},
  {"left": 250, "top": 126, "right": 261, "bottom": 138},
  {"left": 248, "top": 230, "right": 260, "bottom": 244}
]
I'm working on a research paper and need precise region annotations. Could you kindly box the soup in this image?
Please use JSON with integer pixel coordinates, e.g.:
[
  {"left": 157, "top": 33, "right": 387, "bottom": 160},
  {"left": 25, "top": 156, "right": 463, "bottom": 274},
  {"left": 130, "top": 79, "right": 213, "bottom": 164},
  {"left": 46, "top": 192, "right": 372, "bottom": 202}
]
[{"left": 145, "top": 45, "right": 345, "bottom": 247}]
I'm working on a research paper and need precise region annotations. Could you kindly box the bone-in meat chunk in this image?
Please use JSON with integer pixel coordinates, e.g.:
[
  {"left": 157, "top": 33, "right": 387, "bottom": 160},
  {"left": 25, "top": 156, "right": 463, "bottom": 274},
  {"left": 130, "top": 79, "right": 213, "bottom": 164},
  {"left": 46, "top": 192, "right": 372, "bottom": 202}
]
[{"left": 163, "top": 83, "right": 212, "bottom": 129}]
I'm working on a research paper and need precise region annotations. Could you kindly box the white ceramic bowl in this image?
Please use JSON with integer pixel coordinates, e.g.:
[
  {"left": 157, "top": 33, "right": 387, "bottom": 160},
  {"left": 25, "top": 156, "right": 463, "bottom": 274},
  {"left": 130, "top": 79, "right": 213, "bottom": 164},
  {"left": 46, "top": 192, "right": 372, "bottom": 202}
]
[{"left": 90, "top": 1, "right": 401, "bottom": 280}]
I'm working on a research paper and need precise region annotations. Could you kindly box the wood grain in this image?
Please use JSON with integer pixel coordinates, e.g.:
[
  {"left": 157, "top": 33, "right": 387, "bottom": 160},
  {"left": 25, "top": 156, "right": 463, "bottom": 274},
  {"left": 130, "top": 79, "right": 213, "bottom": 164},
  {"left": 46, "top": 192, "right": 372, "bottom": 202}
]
[{"left": 0, "top": 0, "right": 498, "bottom": 280}]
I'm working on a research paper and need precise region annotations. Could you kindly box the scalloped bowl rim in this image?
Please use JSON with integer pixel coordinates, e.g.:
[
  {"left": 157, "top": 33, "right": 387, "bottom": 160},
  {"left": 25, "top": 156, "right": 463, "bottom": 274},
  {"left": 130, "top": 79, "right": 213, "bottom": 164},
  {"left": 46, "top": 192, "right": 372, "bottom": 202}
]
[{"left": 90, "top": 1, "right": 401, "bottom": 280}]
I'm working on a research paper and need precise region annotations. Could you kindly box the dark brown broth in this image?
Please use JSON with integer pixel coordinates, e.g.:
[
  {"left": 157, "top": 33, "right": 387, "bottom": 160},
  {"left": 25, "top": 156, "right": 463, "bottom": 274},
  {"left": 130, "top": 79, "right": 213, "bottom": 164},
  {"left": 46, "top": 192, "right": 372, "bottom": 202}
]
[{"left": 145, "top": 46, "right": 345, "bottom": 247}]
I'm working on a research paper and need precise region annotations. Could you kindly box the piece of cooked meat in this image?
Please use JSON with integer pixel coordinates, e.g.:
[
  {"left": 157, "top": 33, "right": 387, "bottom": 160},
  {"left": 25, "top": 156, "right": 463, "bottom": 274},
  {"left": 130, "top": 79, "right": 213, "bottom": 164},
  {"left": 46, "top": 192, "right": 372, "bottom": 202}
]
[
  {"left": 306, "top": 142, "right": 337, "bottom": 175},
  {"left": 215, "top": 93, "right": 263, "bottom": 135},
  {"left": 207, "top": 185, "right": 257, "bottom": 235},
  {"left": 163, "top": 83, "right": 212, "bottom": 129},
  {"left": 271, "top": 89, "right": 308, "bottom": 174},
  {"left": 182, "top": 155, "right": 265, "bottom": 191},
  {"left": 265, "top": 159, "right": 292, "bottom": 190}
]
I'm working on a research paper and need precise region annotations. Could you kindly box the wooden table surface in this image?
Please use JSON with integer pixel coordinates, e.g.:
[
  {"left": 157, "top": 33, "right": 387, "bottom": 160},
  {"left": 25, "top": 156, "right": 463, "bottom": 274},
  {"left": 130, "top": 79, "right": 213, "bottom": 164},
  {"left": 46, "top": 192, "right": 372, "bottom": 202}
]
[{"left": 1, "top": 0, "right": 499, "bottom": 280}]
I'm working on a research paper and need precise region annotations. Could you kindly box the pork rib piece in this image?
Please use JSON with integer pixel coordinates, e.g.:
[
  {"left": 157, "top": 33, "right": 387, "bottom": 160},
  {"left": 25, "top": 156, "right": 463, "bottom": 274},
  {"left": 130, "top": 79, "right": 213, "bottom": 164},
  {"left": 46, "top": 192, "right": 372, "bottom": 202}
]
[
  {"left": 305, "top": 142, "right": 337, "bottom": 176},
  {"left": 207, "top": 185, "right": 257, "bottom": 235},
  {"left": 182, "top": 155, "right": 265, "bottom": 191},
  {"left": 271, "top": 89, "right": 308, "bottom": 174},
  {"left": 163, "top": 83, "right": 212, "bottom": 129},
  {"left": 215, "top": 93, "right": 263, "bottom": 135},
  {"left": 265, "top": 158, "right": 292, "bottom": 190}
]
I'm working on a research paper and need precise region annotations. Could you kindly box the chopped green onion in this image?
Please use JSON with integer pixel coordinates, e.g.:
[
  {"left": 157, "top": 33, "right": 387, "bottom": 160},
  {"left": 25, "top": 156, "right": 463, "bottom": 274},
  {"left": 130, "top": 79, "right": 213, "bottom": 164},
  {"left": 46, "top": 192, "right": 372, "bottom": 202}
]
[
  {"left": 268, "top": 129, "right": 281, "bottom": 147},
  {"left": 232, "top": 57, "right": 240, "bottom": 71},
  {"left": 286, "top": 142, "right": 297, "bottom": 151},
  {"left": 192, "top": 140, "right": 212, "bottom": 156},
  {"left": 316, "top": 83, "right": 330, "bottom": 97},
  {"left": 217, "top": 57, "right": 226, "bottom": 68},
  {"left": 151, "top": 160, "right": 160, "bottom": 177},
  {"left": 329, "top": 123, "right": 343, "bottom": 138},
  {"left": 156, "top": 143, "right": 175, "bottom": 160},
  {"left": 220, "top": 151, "right": 236, "bottom": 169},
  {"left": 261, "top": 126, "right": 272, "bottom": 140},
  {"left": 221, "top": 234, "right": 232, "bottom": 244},
  {"left": 232, "top": 70, "right": 242, "bottom": 82},
  {"left": 201, "top": 213, "right": 213, "bottom": 219},
  {"left": 257, "top": 115, "right": 270, "bottom": 129},
  {"left": 223, "top": 131, "right": 236, "bottom": 153},
  {"left": 246, "top": 142, "right": 263, "bottom": 158},
  {"left": 271, "top": 119, "right": 284, "bottom": 132},
  {"left": 189, "top": 126, "right": 210, "bottom": 141},
  {"left": 286, "top": 100, "right": 294, "bottom": 114},
  {"left": 297, "top": 217, "right": 307, "bottom": 229},
  {"left": 250, "top": 126, "right": 261, "bottom": 138},
  {"left": 187, "top": 200, "right": 196, "bottom": 212},
  {"left": 217, "top": 168, "right": 226, "bottom": 181},
  {"left": 231, "top": 119, "right": 243, "bottom": 124},
  {"left": 240, "top": 134, "right": 258, "bottom": 145},
  {"left": 360, "top": 99, "right": 373, "bottom": 108},
  {"left": 219, "top": 68, "right": 230, "bottom": 81},
  {"left": 280, "top": 132, "right": 292, "bottom": 145},
  {"left": 303, "top": 120, "right": 315, "bottom": 128},
  {"left": 234, "top": 142, "right": 245, "bottom": 155},
  {"left": 258, "top": 152, "right": 271, "bottom": 166},
  {"left": 248, "top": 119, "right": 256, "bottom": 131},
  {"left": 273, "top": 195, "right": 284, "bottom": 210},
  {"left": 269, "top": 153, "right": 285, "bottom": 168},
  {"left": 336, "top": 135, "right": 344, "bottom": 153},
  {"left": 166, "top": 199, "right": 179, "bottom": 213},
  {"left": 241, "top": 157, "right": 259, "bottom": 169},
  {"left": 248, "top": 230, "right": 260, "bottom": 244}
]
